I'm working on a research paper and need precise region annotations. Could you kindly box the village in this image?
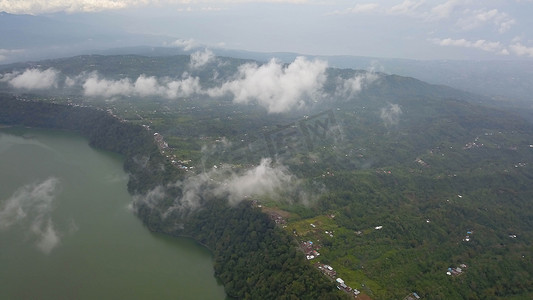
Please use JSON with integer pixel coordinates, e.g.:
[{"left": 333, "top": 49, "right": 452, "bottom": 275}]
[
  {"left": 153, "top": 132, "right": 194, "bottom": 171},
  {"left": 304, "top": 240, "right": 364, "bottom": 298},
  {"left": 261, "top": 208, "right": 370, "bottom": 299}
]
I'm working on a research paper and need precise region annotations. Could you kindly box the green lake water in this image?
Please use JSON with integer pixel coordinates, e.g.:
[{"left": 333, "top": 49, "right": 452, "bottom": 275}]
[{"left": 0, "top": 127, "right": 226, "bottom": 300}]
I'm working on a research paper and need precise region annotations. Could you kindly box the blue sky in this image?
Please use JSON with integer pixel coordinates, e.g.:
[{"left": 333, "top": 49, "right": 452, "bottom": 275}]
[{"left": 1, "top": 0, "right": 533, "bottom": 60}]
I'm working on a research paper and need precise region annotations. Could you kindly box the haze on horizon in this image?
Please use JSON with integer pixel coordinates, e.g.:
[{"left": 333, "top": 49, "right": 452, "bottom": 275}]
[{"left": 1, "top": 0, "right": 533, "bottom": 63}]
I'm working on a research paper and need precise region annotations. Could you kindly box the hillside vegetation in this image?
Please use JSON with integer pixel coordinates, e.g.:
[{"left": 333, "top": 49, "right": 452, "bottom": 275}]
[{"left": 1, "top": 54, "right": 533, "bottom": 299}]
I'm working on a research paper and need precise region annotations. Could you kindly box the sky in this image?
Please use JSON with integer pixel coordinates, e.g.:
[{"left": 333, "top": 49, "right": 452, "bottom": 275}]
[{"left": 0, "top": 0, "right": 532, "bottom": 60}]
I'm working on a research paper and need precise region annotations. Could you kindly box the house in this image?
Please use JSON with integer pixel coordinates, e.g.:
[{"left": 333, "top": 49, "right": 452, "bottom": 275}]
[
  {"left": 340, "top": 282, "right": 347, "bottom": 289},
  {"left": 404, "top": 292, "right": 421, "bottom": 300}
]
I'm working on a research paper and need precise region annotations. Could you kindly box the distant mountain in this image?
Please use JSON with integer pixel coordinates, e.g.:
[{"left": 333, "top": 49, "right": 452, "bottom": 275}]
[
  {"left": 93, "top": 46, "right": 533, "bottom": 109},
  {"left": 1, "top": 11, "right": 531, "bottom": 108},
  {"left": 0, "top": 12, "right": 170, "bottom": 63}
]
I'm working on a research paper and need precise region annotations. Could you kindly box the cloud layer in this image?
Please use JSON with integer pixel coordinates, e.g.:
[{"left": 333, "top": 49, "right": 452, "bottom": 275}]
[
  {"left": 0, "top": 0, "right": 142, "bottom": 14},
  {"left": 0, "top": 57, "right": 375, "bottom": 113},
  {"left": 207, "top": 57, "right": 328, "bottom": 113},
  {"left": 82, "top": 73, "right": 201, "bottom": 98},
  {"left": 190, "top": 48, "right": 216, "bottom": 69},
  {"left": 1, "top": 68, "right": 59, "bottom": 90},
  {"left": 336, "top": 72, "right": 379, "bottom": 99},
  {"left": 133, "top": 158, "right": 314, "bottom": 220},
  {"left": 0, "top": 0, "right": 310, "bottom": 14},
  {"left": 0, "top": 177, "right": 62, "bottom": 254}
]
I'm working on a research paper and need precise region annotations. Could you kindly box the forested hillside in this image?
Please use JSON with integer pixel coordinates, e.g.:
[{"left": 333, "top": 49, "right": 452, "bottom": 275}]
[
  {"left": 0, "top": 94, "right": 346, "bottom": 299},
  {"left": 2, "top": 54, "right": 533, "bottom": 299}
]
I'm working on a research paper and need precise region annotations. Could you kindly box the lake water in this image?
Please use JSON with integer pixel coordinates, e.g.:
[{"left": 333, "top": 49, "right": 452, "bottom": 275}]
[{"left": 0, "top": 127, "right": 226, "bottom": 300}]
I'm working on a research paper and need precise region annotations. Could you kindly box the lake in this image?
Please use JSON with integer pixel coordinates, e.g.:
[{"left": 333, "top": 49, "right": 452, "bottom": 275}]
[{"left": 0, "top": 127, "right": 226, "bottom": 300}]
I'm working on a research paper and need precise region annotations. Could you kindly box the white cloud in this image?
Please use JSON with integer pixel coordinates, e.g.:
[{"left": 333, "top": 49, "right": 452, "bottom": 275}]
[
  {"left": 497, "top": 18, "right": 516, "bottom": 33},
  {"left": 171, "top": 39, "right": 200, "bottom": 51},
  {"left": 0, "top": 0, "right": 146, "bottom": 14},
  {"left": 83, "top": 74, "right": 132, "bottom": 97},
  {"left": 82, "top": 72, "right": 201, "bottom": 99},
  {"left": 164, "top": 76, "right": 202, "bottom": 98},
  {"left": 214, "top": 158, "right": 296, "bottom": 205},
  {"left": 207, "top": 56, "right": 328, "bottom": 113},
  {"left": 0, "top": 177, "right": 62, "bottom": 254},
  {"left": 133, "top": 75, "right": 164, "bottom": 97},
  {"left": 431, "top": 38, "right": 506, "bottom": 54},
  {"left": 0, "top": 72, "right": 16, "bottom": 83},
  {"left": 0, "top": 0, "right": 312, "bottom": 14},
  {"left": 176, "top": 5, "right": 227, "bottom": 12},
  {"left": 330, "top": 0, "right": 468, "bottom": 20},
  {"left": 380, "top": 103, "right": 402, "bottom": 126},
  {"left": 429, "top": 0, "right": 462, "bottom": 20},
  {"left": 330, "top": 3, "right": 379, "bottom": 15},
  {"left": 336, "top": 72, "right": 378, "bottom": 99},
  {"left": 6, "top": 68, "right": 59, "bottom": 90},
  {"left": 190, "top": 48, "right": 215, "bottom": 69},
  {"left": 386, "top": 0, "right": 469, "bottom": 21},
  {"left": 133, "top": 158, "right": 313, "bottom": 220},
  {"left": 457, "top": 9, "right": 516, "bottom": 33},
  {"left": 509, "top": 43, "right": 533, "bottom": 57},
  {"left": 179, "top": 0, "right": 309, "bottom": 3},
  {"left": 388, "top": 0, "right": 425, "bottom": 16},
  {"left": 33, "top": 219, "right": 60, "bottom": 254},
  {"left": 64, "top": 76, "right": 77, "bottom": 87}
]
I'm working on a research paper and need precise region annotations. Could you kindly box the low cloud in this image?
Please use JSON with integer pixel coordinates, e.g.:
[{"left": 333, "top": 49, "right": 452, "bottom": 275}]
[
  {"left": 4, "top": 68, "right": 59, "bottom": 90},
  {"left": 33, "top": 219, "right": 60, "bottom": 254},
  {"left": 215, "top": 158, "right": 296, "bottom": 205},
  {"left": 190, "top": 48, "right": 216, "bottom": 69},
  {"left": 207, "top": 56, "right": 328, "bottom": 113},
  {"left": 336, "top": 72, "right": 378, "bottom": 99},
  {"left": 82, "top": 72, "right": 201, "bottom": 99},
  {"left": 133, "top": 158, "right": 315, "bottom": 220},
  {"left": 82, "top": 74, "right": 131, "bottom": 98},
  {"left": 380, "top": 103, "right": 402, "bottom": 126},
  {"left": 0, "top": 177, "right": 62, "bottom": 254}
]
